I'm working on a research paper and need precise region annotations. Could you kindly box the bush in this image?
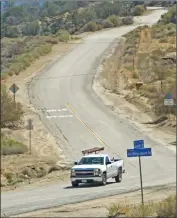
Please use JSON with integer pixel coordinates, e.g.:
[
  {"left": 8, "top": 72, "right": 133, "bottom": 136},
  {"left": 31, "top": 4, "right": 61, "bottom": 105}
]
[
  {"left": 159, "top": 37, "right": 168, "bottom": 43},
  {"left": 37, "top": 44, "right": 52, "bottom": 56},
  {"left": 133, "top": 5, "right": 145, "bottom": 16},
  {"left": 84, "top": 21, "right": 98, "bottom": 32},
  {"left": 8, "top": 72, "right": 13, "bottom": 76},
  {"left": 107, "top": 195, "right": 176, "bottom": 217},
  {"left": 1, "top": 86, "right": 24, "bottom": 129},
  {"left": 156, "top": 195, "right": 176, "bottom": 217},
  {"left": 97, "top": 24, "right": 103, "bottom": 30},
  {"left": 56, "top": 29, "right": 70, "bottom": 42},
  {"left": 107, "top": 15, "right": 122, "bottom": 27},
  {"left": 1, "top": 137, "right": 28, "bottom": 155},
  {"left": 1, "top": 74, "right": 7, "bottom": 81},
  {"left": 122, "top": 16, "right": 133, "bottom": 25},
  {"left": 102, "top": 19, "right": 114, "bottom": 28},
  {"left": 10, "top": 63, "right": 24, "bottom": 74},
  {"left": 167, "top": 29, "right": 176, "bottom": 36}
]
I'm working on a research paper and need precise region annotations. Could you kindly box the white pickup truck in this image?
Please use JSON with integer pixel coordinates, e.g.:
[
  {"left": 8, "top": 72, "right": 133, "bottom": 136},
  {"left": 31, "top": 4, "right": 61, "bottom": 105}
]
[{"left": 70, "top": 147, "right": 125, "bottom": 187}]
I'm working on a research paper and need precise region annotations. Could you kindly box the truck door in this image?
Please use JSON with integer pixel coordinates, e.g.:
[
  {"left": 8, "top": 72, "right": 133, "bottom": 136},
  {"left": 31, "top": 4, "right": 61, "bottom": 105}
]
[{"left": 105, "top": 156, "right": 113, "bottom": 178}]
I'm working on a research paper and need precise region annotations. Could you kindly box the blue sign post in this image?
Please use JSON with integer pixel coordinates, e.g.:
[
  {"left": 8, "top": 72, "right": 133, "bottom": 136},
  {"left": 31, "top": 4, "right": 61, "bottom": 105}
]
[
  {"left": 127, "top": 140, "right": 152, "bottom": 207},
  {"left": 133, "top": 140, "right": 144, "bottom": 149}
]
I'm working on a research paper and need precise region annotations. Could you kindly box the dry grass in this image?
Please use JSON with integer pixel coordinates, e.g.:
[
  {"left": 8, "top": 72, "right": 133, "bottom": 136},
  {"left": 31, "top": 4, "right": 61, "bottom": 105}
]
[
  {"left": 107, "top": 195, "right": 176, "bottom": 217},
  {"left": 1, "top": 34, "right": 79, "bottom": 79},
  {"left": 1, "top": 136, "right": 28, "bottom": 156},
  {"left": 122, "top": 23, "right": 176, "bottom": 116},
  {"left": 1, "top": 153, "right": 70, "bottom": 189}
]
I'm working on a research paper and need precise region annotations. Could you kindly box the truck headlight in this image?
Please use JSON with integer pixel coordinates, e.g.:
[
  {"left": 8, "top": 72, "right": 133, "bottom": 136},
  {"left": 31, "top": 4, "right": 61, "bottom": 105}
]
[
  {"left": 71, "top": 169, "right": 76, "bottom": 176},
  {"left": 94, "top": 168, "right": 101, "bottom": 176}
]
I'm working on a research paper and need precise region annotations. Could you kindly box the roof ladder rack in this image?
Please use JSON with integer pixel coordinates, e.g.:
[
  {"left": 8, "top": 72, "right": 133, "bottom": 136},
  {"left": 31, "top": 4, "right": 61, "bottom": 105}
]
[{"left": 82, "top": 147, "right": 104, "bottom": 156}]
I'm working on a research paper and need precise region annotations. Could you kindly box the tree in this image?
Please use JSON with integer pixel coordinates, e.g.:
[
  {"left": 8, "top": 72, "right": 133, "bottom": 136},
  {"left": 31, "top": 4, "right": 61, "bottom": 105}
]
[
  {"left": 5, "top": 26, "right": 20, "bottom": 38},
  {"left": 22, "top": 21, "right": 40, "bottom": 36},
  {"left": 107, "top": 15, "right": 122, "bottom": 27},
  {"left": 84, "top": 21, "right": 97, "bottom": 32},
  {"left": 1, "top": 85, "right": 24, "bottom": 129},
  {"left": 133, "top": 5, "right": 145, "bottom": 16},
  {"left": 56, "top": 29, "right": 70, "bottom": 42},
  {"left": 122, "top": 16, "right": 133, "bottom": 25}
]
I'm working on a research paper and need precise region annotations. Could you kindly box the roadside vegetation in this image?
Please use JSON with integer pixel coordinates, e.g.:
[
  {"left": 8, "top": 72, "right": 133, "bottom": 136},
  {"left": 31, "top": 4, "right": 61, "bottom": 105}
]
[
  {"left": 123, "top": 6, "right": 176, "bottom": 117},
  {"left": 107, "top": 194, "right": 176, "bottom": 217},
  {"left": 101, "top": 5, "right": 176, "bottom": 120},
  {"left": 1, "top": 1, "right": 147, "bottom": 79}
]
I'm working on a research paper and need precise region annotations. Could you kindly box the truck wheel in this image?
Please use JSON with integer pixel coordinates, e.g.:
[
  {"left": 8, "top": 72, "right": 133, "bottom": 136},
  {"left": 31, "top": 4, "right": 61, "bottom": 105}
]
[
  {"left": 115, "top": 168, "right": 122, "bottom": 183},
  {"left": 101, "top": 173, "right": 107, "bottom": 186},
  {"left": 72, "top": 181, "right": 79, "bottom": 187}
]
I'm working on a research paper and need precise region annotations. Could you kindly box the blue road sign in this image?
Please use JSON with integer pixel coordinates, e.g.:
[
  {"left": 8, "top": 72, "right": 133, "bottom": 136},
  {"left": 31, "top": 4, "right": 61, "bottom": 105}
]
[
  {"left": 127, "top": 148, "right": 152, "bottom": 158},
  {"left": 166, "top": 93, "right": 173, "bottom": 100},
  {"left": 134, "top": 140, "right": 144, "bottom": 149},
  {"left": 9, "top": 83, "right": 19, "bottom": 94}
]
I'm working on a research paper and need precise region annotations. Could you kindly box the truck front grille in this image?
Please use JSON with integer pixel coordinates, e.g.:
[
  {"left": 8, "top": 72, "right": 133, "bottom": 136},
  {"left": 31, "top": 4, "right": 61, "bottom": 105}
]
[{"left": 75, "top": 169, "right": 94, "bottom": 176}]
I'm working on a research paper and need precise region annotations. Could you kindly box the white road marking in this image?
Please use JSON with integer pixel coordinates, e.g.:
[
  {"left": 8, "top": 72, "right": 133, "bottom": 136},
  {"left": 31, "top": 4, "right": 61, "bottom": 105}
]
[
  {"left": 46, "top": 115, "right": 73, "bottom": 119},
  {"left": 46, "top": 108, "right": 68, "bottom": 112}
]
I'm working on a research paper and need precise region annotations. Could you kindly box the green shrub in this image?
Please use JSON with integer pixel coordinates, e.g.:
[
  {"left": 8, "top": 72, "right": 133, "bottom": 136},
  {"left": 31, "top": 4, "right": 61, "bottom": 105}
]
[
  {"left": 122, "top": 16, "right": 133, "bottom": 25},
  {"left": 107, "top": 15, "right": 122, "bottom": 27},
  {"left": 15, "top": 71, "right": 20, "bottom": 75},
  {"left": 159, "top": 37, "right": 168, "bottom": 43},
  {"left": 167, "top": 29, "right": 176, "bottom": 36},
  {"left": 102, "top": 19, "right": 114, "bottom": 28},
  {"left": 84, "top": 21, "right": 98, "bottom": 32},
  {"left": 32, "top": 49, "right": 40, "bottom": 59},
  {"left": 8, "top": 72, "right": 13, "bottom": 76},
  {"left": 1, "top": 74, "right": 7, "bottom": 80},
  {"left": 97, "top": 24, "right": 103, "bottom": 30},
  {"left": 1, "top": 86, "right": 24, "bottom": 129},
  {"left": 10, "top": 63, "right": 24, "bottom": 74},
  {"left": 57, "top": 29, "right": 70, "bottom": 42},
  {"left": 1, "top": 137, "right": 28, "bottom": 155},
  {"left": 133, "top": 5, "right": 145, "bottom": 16}
]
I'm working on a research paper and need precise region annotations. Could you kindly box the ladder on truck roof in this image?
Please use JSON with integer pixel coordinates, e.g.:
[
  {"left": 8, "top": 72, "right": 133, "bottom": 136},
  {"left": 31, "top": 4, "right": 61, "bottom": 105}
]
[{"left": 82, "top": 147, "right": 104, "bottom": 156}]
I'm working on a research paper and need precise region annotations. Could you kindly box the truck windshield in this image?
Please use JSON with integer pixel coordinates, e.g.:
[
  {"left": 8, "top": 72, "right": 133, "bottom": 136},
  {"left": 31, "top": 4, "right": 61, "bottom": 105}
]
[{"left": 78, "top": 157, "right": 104, "bottom": 165}]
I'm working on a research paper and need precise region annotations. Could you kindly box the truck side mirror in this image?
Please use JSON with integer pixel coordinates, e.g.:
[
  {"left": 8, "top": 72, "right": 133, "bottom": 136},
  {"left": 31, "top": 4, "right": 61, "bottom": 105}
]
[
  {"left": 106, "top": 161, "right": 111, "bottom": 165},
  {"left": 74, "top": 161, "right": 78, "bottom": 165}
]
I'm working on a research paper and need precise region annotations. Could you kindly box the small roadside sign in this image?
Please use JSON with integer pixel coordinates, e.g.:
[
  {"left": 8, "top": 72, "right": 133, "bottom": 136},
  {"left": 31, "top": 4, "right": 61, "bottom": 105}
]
[
  {"left": 164, "top": 99, "right": 174, "bottom": 106},
  {"left": 127, "top": 140, "right": 152, "bottom": 207},
  {"left": 9, "top": 83, "right": 19, "bottom": 94},
  {"left": 127, "top": 148, "right": 152, "bottom": 157},
  {"left": 9, "top": 83, "right": 19, "bottom": 102},
  {"left": 27, "top": 119, "right": 33, "bottom": 130},
  {"left": 134, "top": 140, "right": 144, "bottom": 149},
  {"left": 166, "top": 93, "right": 173, "bottom": 99}
]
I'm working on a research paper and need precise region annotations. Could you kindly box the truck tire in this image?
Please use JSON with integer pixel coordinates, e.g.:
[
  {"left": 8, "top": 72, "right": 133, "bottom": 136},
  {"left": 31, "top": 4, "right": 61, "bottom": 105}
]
[
  {"left": 71, "top": 181, "right": 79, "bottom": 187},
  {"left": 115, "top": 168, "right": 122, "bottom": 183},
  {"left": 101, "top": 173, "right": 107, "bottom": 186}
]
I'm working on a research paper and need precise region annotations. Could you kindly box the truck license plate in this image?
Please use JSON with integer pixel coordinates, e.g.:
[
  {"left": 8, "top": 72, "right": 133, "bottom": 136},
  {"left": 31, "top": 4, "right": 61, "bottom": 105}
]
[{"left": 82, "top": 180, "right": 87, "bottom": 183}]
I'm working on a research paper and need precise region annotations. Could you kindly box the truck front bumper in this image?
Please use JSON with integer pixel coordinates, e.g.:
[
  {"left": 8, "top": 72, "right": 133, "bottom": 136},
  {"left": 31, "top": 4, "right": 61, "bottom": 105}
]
[{"left": 71, "top": 176, "right": 102, "bottom": 183}]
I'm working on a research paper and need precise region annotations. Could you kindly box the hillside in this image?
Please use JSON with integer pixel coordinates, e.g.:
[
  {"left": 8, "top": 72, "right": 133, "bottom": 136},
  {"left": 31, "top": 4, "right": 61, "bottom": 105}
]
[
  {"left": 99, "top": 6, "right": 176, "bottom": 128},
  {"left": 1, "top": 1, "right": 149, "bottom": 79}
]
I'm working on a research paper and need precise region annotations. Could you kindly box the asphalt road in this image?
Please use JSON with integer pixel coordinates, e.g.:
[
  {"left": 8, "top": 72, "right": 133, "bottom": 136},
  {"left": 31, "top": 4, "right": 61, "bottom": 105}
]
[{"left": 2, "top": 9, "right": 176, "bottom": 217}]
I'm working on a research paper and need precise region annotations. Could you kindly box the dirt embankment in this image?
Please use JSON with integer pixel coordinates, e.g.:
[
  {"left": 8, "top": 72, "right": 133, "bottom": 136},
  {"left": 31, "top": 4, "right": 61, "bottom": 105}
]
[{"left": 93, "top": 25, "right": 176, "bottom": 151}]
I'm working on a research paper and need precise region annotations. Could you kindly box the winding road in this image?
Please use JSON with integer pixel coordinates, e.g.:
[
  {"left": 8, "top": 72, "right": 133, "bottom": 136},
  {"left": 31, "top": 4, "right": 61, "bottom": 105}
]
[{"left": 2, "top": 9, "right": 176, "bottom": 217}]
